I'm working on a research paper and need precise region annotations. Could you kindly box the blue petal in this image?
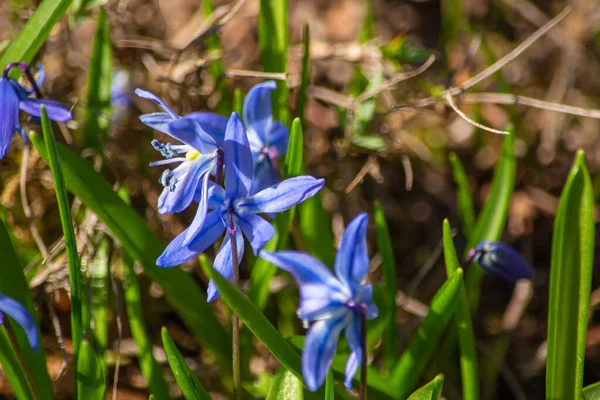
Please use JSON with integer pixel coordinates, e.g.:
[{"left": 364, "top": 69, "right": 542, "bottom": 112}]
[
  {"left": 135, "top": 88, "right": 178, "bottom": 118},
  {"left": 343, "top": 316, "right": 362, "bottom": 389},
  {"left": 207, "top": 228, "right": 245, "bottom": 302},
  {"left": 0, "top": 79, "right": 20, "bottom": 158},
  {"left": 195, "top": 181, "right": 226, "bottom": 210},
  {"left": 140, "top": 112, "right": 175, "bottom": 134},
  {"left": 356, "top": 284, "right": 378, "bottom": 320},
  {"left": 224, "top": 113, "right": 253, "bottom": 200},
  {"left": 157, "top": 155, "right": 215, "bottom": 214},
  {"left": 163, "top": 117, "right": 218, "bottom": 154},
  {"left": 243, "top": 81, "right": 276, "bottom": 144},
  {"left": 183, "top": 172, "right": 210, "bottom": 245},
  {"left": 334, "top": 213, "right": 369, "bottom": 291},
  {"left": 268, "top": 121, "right": 289, "bottom": 156},
  {"left": 19, "top": 98, "right": 73, "bottom": 122},
  {"left": 238, "top": 176, "right": 324, "bottom": 214},
  {"left": 250, "top": 157, "right": 280, "bottom": 195},
  {"left": 186, "top": 112, "right": 227, "bottom": 146},
  {"left": 236, "top": 211, "right": 275, "bottom": 255},
  {"left": 0, "top": 294, "right": 39, "bottom": 352},
  {"left": 474, "top": 241, "right": 534, "bottom": 283},
  {"left": 302, "top": 314, "right": 348, "bottom": 391},
  {"left": 34, "top": 63, "right": 45, "bottom": 90},
  {"left": 156, "top": 210, "right": 225, "bottom": 267}
]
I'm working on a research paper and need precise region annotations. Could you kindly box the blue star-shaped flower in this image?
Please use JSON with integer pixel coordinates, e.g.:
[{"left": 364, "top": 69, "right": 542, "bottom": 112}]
[
  {"left": 136, "top": 89, "right": 229, "bottom": 215},
  {"left": 0, "top": 293, "right": 39, "bottom": 352},
  {"left": 467, "top": 241, "right": 534, "bottom": 283},
  {"left": 243, "top": 81, "right": 289, "bottom": 194},
  {"left": 0, "top": 63, "right": 73, "bottom": 158},
  {"left": 156, "top": 112, "right": 324, "bottom": 302},
  {"left": 260, "top": 213, "right": 378, "bottom": 391}
]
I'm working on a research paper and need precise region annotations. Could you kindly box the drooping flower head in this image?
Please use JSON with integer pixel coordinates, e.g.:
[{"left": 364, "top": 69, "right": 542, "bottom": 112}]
[
  {"left": 466, "top": 241, "right": 534, "bottom": 283},
  {"left": 0, "top": 62, "right": 73, "bottom": 158},
  {"left": 243, "top": 81, "right": 289, "bottom": 194},
  {"left": 157, "top": 112, "right": 324, "bottom": 302},
  {"left": 260, "top": 213, "right": 378, "bottom": 391},
  {"left": 0, "top": 294, "right": 39, "bottom": 352},
  {"left": 136, "top": 89, "right": 228, "bottom": 215}
]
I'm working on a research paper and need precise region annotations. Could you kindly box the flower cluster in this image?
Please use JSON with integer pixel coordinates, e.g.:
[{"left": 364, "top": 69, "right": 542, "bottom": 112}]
[{"left": 138, "top": 82, "right": 323, "bottom": 301}]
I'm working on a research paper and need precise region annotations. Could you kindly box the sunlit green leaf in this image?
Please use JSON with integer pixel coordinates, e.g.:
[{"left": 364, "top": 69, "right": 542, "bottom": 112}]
[
  {"left": 266, "top": 367, "right": 303, "bottom": 400},
  {"left": 76, "top": 340, "right": 106, "bottom": 400},
  {"left": 449, "top": 152, "right": 475, "bottom": 238},
  {"left": 406, "top": 374, "right": 444, "bottom": 400}
]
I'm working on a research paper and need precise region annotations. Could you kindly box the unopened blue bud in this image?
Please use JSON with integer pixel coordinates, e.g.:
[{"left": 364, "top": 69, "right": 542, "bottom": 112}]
[{"left": 468, "top": 241, "right": 533, "bottom": 283}]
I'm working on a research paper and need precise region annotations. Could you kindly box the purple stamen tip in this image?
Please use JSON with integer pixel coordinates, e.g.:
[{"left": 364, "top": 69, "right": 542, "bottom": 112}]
[{"left": 465, "top": 248, "right": 477, "bottom": 267}]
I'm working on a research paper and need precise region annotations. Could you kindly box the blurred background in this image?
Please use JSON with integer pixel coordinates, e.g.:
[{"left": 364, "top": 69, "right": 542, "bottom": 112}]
[{"left": 1, "top": 0, "right": 600, "bottom": 398}]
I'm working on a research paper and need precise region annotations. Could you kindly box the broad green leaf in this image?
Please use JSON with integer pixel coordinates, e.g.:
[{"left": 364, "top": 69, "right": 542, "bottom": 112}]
[
  {"left": 406, "top": 374, "right": 444, "bottom": 400},
  {"left": 449, "top": 152, "right": 475, "bottom": 238},
  {"left": 258, "top": 0, "right": 289, "bottom": 124},
  {"left": 583, "top": 382, "right": 600, "bottom": 400},
  {"left": 296, "top": 25, "right": 310, "bottom": 125},
  {"left": 546, "top": 150, "right": 594, "bottom": 400},
  {"left": 351, "top": 134, "right": 386, "bottom": 152},
  {"left": 82, "top": 8, "right": 113, "bottom": 148},
  {"left": 90, "top": 237, "right": 110, "bottom": 378},
  {"left": 200, "top": 260, "right": 303, "bottom": 379},
  {"left": 266, "top": 367, "right": 303, "bottom": 400},
  {"left": 29, "top": 133, "right": 231, "bottom": 369},
  {"left": 0, "top": 220, "right": 54, "bottom": 400},
  {"left": 298, "top": 194, "right": 336, "bottom": 267},
  {"left": 390, "top": 269, "right": 463, "bottom": 398},
  {"left": 0, "top": 0, "right": 73, "bottom": 72},
  {"left": 443, "top": 220, "right": 478, "bottom": 400},
  {"left": 76, "top": 340, "right": 106, "bottom": 400},
  {"left": 373, "top": 202, "right": 397, "bottom": 371},
  {"left": 41, "top": 107, "right": 84, "bottom": 362},
  {"left": 123, "top": 254, "right": 171, "bottom": 399},
  {"left": 465, "top": 126, "right": 516, "bottom": 313},
  {"left": 162, "top": 327, "right": 211, "bottom": 400}
]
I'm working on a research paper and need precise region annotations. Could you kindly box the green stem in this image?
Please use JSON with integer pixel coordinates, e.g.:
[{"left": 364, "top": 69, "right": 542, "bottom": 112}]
[
  {"left": 4, "top": 319, "right": 42, "bottom": 400},
  {"left": 229, "top": 225, "right": 241, "bottom": 400}
]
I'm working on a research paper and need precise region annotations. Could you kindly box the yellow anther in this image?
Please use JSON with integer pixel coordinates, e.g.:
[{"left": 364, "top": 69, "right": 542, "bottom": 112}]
[{"left": 186, "top": 150, "right": 201, "bottom": 161}]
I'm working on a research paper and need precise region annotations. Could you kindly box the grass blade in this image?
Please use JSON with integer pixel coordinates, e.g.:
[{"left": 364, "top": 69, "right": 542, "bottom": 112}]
[
  {"left": 0, "top": 219, "right": 53, "bottom": 399},
  {"left": 0, "top": 0, "right": 73, "bottom": 72},
  {"left": 266, "top": 367, "right": 303, "bottom": 400},
  {"left": 82, "top": 8, "right": 113, "bottom": 148},
  {"left": 583, "top": 382, "right": 600, "bottom": 400},
  {"left": 443, "top": 220, "right": 478, "bottom": 400},
  {"left": 546, "top": 150, "right": 595, "bottom": 400},
  {"left": 76, "top": 340, "right": 106, "bottom": 400},
  {"left": 324, "top": 370, "right": 334, "bottom": 400},
  {"left": 29, "top": 132, "right": 231, "bottom": 369},
  {"left": 123, "top": 254, "right": 171, "bottom": 399},
  {"left": 258, "top": 0, "right": 289, "bottom": 125},
  {"left": 448, "top": 153, "right": 475, "bottom": 238},
  {"left": 162, "top": 327, "right": 211, "bottom": 400},
  {"left": 296, "top": 25, "right": 310, "bottom": 124},
  {"left": 90, "top": 237, "right": 110, "bottom": 377},
  {"left": 406, "top": 374, "right": 444, "bottom": 400},
  {"left": 390, "top": 269, "right": 463, "bottom": 398},
  {"left": 40, "top": 107, "right": 84, "bottom": 362},
  {"left": 373, "top": 202, "right": 397, "bottom": 371}
]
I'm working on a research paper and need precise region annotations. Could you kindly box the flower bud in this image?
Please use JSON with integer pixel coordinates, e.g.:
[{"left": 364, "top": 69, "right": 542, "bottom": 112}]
[{"left": 467, "top": 241, "right": 533, "bottom": 282}]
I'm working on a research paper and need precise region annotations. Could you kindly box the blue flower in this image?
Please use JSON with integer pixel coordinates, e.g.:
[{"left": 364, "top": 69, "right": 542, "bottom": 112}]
[
  {"left": 243, "top": 81, "right": 289, "bottom": 194},
  {"left": 110, "top": 69, "right": 132, "bottom": 125},
  {"left": 260, "top": 213, "right": 378, "bottom": 391},
  {"left": 136, "top": 89, "right": 229, "bottom": 215},
  {"left": 467, "top": 241, "right": 534, "bottom": 283},
  {"left": 0, "top": 63, "right": 73, "bottom": 159},
  {"left": 156, "top": 112, "right": 324, "bottom": 302},
  {"left": 0, "top": 294, "right": 39, "bottom": 352}
]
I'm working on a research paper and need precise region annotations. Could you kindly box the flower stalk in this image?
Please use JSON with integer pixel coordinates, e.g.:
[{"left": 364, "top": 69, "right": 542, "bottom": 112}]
[
  {"left": 360, "top": 313, "right": 367, "bottom": 400},
  {"left": 228, "top": 210, "right": 241, "bottom": 400}
]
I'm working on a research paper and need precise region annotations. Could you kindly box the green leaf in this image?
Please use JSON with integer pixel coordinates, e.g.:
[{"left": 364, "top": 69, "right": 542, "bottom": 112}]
[
  {"left": 448, "top": 152, "right": 475, "bottom": 238},
  {"left": 373, "top": 202, "right": 397, "bottom": 371},
  {"left": 441, "top": 0, "right": 464, "bottom": 46},
  {"left": 76, "top": 340, "right": 106, "bottom": 400},
  {"left": 324, "top": 370, "right": 334, "bottom": 400},
  {"left": 583, "top": 382, "right": 600, "bottom": 400},
  {"left": 406, "top": 374, "right": 444, "bottom": 400},
  {"left": 266, "top": 367, "right": 303, "bottom": 400},
  {"left": 465, "top": 126, "right": 516, "bottom": 313},
  {"left": 546, "top": 150, "right": 595, "bottom": 400},
  {"left": 82, "top": 8, "right": 113, "bottom": 148},
  {"left": 234, "top": 87, "right": 244, "bottom": 117},
  {"left": 296, "top": 25, "right": 310, "bottom": 125},
  {"left": 353, "top": 72, "right": 383, "bottom": 136},
  {"left": 248, "top": 233, "right": 280, "bottom": 311},
  {"left": 40, "top": 107, "right": 84, "bottom": 361},
  {"left": 123, "top": 254, "right": 171, "bottom": 399},
  {"left": 162, "top": 327, "right": 212, "bottom": 400},
  {"left": 443, "top": 220, "right": 478, "bottom": 400},
  {"left": 90, "top": 237, "right": 110, "bottom": 377},
  {"left": 0, "top": 220, "right": 54, "bottom": 400},
  {"left": 200, "top": 260, "right": 303, "bottom": 379},
  {"left": 29, "top": 132, "right": 231, "bottom": 369},
  {"left": 0, "top": 0, "right": 73, "bottom": 72},
  {"left": 258, "top": 0, "right": 289, "bottom": 124},
  {"left": 298, "top": 194, "right": 336, "bottom": 267},
  {"left": 390, "top": 269, "right": 463, "bottom": 398}
]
